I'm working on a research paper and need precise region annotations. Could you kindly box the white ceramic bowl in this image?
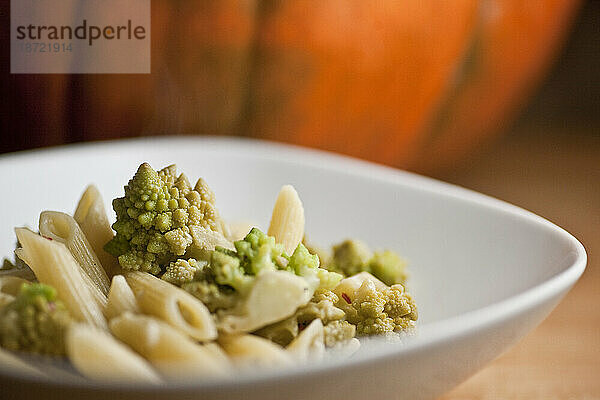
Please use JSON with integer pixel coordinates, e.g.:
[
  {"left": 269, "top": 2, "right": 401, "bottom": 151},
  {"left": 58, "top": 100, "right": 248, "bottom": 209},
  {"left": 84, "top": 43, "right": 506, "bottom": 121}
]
[{"left": 0, "top": 137, "right": 586, "bottom": 400}]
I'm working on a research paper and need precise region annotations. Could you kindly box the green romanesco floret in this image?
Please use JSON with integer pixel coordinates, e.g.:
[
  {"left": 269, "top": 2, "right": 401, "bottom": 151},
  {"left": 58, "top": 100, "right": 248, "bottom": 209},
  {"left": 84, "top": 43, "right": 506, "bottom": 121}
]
[
  {"left": 104, "top": 163, "right": 225, "bottom": 275},
  {"left": 181, "top": 280, "right": 239, "bottom": 313},
  {"left": 288, "top": 244, "right": 343, "bottom": 291},
  {"left": 208, "top": 248, "right": 254, "bottom": 292},
  {"left": 344, "top": 280, "right": 417, "bottom": 336},
  {"left": 0, "top": 283, "right": 72, "bottom": 355},
  {"left": 330, "top": 239, "right": 372, "bottom": 276},
  {"left": 328, "top": 239, "right": 407, "bottom": 286},
  {"left": 368, "top": 251, "right": 407, "bottom": 286},
  {"left": 161, "top": 258, "right": 206, "bottom": 286},
  {"left": 204, "top": 229, "right": 338, "bottom": 292},
  {"left": 234, "top": 228, "right": 288, "bottom": 274}
]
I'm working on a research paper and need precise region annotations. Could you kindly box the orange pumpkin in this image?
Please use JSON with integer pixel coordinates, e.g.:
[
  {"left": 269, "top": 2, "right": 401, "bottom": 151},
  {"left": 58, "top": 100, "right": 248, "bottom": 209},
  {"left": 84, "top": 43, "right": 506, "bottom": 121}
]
[
  {"left": 411, "top": 0, "right": 581, "bottom": 173},
  {"left": 4, "top": 0, "right": 580, "bottom": 171}
]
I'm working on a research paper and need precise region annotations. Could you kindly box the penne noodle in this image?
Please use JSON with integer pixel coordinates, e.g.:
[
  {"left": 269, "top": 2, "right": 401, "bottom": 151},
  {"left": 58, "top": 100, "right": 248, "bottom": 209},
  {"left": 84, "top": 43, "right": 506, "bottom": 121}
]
[
  {"left": 110, "top": 313, "right": 229, "bottom": 382},
  {"left": 66, "top": 323, "right": 161, "bottom": 384},
  {"left": 287, "top": 319, "right": 325, "bottom": 363},
  {"left": 125, "top": 272, "right": 217, "bottom": 341},
  {"left": 73, "top": 185, "right": 121, "bottom": 278},
  {"left": 15, "top": 228, "right": 106, "bottom": 328},
  {"left": 16, "top": 247, "right": 109, "bottom": 317},
  {"left": 0, "top": 348, "right": 46, "bottom": 378},
  {"left": 218, "top": 270, "right": 313, "bottom": 334},
  {"left": 226, "top": 221, "right": 257, "bottom": 242},
  {"left": 39, "top": 211, "right": 110, "bottom": 296},
  {"left": 219, "top": 334, "right": 292, "bottom": 368},
  {"left": 106, "top": 275, "right": 140, "bottom": 320},
  {"left": 267, "top": 185, "right": 305, "bottom": 255}
]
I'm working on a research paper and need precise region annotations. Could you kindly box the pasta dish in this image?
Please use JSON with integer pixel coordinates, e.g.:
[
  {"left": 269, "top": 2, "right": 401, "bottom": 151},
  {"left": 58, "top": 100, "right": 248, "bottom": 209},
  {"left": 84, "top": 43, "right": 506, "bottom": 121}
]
[{"left": 0, "top": 163, "right": 417, "bottom": 383}]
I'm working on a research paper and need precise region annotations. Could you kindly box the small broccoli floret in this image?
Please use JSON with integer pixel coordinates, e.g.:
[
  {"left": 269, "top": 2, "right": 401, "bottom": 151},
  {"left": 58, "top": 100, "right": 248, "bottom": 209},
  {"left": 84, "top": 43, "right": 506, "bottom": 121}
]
[
  {"left": 161, "top": 258, "right": 205, "bottom": 286},
  {"left": 104, "top": 163, "right": 225, "bottom": 275},
  {"left": 288, "top": 244, "right": 343, "bottom": 291},
  {"left": 235, "top": 228, "right": 287, "bottom": 274},
  {"left": 345, "top": 280, "right": 417, "bottom": 336},
  {"left": 181, "top": 280, "right": 239, "bottom": 313},
  {"left": 328, "top": 240, "right": 407, "bottom": 286},
  {"left": 209, "top": 248, "right": 254, "bottom": 292},
  {"left": 0, "top": 283, "right": 72, "bottom": 355}
]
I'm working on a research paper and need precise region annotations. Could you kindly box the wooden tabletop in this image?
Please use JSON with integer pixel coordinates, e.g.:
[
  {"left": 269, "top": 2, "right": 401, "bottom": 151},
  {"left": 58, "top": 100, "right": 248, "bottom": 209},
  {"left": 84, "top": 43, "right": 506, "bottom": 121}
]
[{"left": 434, "top": 128, "right": 599, "bottom": 399}]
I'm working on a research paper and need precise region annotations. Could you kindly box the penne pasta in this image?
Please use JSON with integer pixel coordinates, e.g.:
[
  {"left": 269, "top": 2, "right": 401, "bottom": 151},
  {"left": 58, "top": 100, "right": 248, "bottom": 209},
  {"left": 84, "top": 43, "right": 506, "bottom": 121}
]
[
  {"left": 106, "top": 275, "right": 140, "bottom": 320},
  {"left": 15, "top": 228, "right": 107, "bottom": 328},
  {"left": 287, "top": 319, "right": 325, "bottom": 363},
  {"left": 124, "top": 272, "right": 217, "bottom": 341},
  {"left": 110, "top": 313, "right": 229, "bottom": 382},
  {"left": 218, "top": 270, "right": 313, "bottom": 334},
  {"left": 267, "top": 185, "right": 305, "bottom": 255},
  {"left": 66, "top": 323, "right": 161, "bottom": 384},
  {"left": 226, "top": 221, "right": 257, "bottom": 242},
  {"left": 73, "top": 185, "right": 121, "bottom": 278},
  {"left": 39, "top": 211, "right": 110, "bottom": 296},
  {"left": 218, "top": 334, "right": 292, "bottom": 368}
]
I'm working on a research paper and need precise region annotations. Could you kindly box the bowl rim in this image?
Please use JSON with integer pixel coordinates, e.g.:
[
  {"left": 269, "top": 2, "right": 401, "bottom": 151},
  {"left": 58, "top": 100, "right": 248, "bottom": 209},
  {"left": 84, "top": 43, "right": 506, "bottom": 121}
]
[{"left": 0, "top": 136, "right": 588, "bottom": 391}]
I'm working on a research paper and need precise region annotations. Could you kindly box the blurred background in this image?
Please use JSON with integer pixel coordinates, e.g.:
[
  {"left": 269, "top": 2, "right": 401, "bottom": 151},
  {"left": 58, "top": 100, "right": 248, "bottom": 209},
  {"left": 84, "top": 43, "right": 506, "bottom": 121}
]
[{"left": 1, "top": 0, "right": 598, "bottom": 397}]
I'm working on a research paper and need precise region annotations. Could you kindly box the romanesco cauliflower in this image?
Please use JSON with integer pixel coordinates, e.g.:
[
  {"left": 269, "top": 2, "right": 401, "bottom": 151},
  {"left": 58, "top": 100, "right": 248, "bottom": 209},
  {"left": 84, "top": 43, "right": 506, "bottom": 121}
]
[
  {"left": 329, "top": 239, "right": 407, "bottom": 286},
  {"left": 104, "top": 163, "right": 225, "bottom": 275},
  {"left": 343, "top": 280, "right": 417, "bottom": 336},
  {"left": 234, "top": 228, "right": 287, "bottom": 274},
  {"left": 0, "top": 283, "right": 72, "bottom": 355},
  {"left": 288, "top": 244, "right": 343, "bottom": 291},
  {"left": 161, "top": 258, "right": 205, "bottom": 286}
]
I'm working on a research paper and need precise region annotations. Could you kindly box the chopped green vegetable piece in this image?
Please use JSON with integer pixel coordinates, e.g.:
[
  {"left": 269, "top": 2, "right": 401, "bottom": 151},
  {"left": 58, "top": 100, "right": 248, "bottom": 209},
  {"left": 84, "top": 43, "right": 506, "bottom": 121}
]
[
  {"left": 328, "top": 239, "right": 407, "bottom": 286},
  {"left": 368, "top": 250, "right": 407, "bottom": 286},
  {"left": 181, "top": 281, "right": 239, "bottom": 313},
  {"left": 0, "top": 283, "right": 72, "bottom": 355}
]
